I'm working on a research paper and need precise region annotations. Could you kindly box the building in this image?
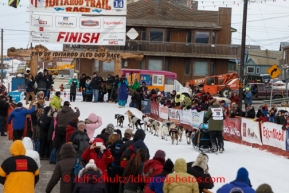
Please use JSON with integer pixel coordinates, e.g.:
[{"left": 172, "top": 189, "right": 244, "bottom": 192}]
[
  {"left": 244, "top": 49, "right": 282, "bottom": 76},
  {"left": 64, "top": 0, "right": 240, "bottom": 84}
]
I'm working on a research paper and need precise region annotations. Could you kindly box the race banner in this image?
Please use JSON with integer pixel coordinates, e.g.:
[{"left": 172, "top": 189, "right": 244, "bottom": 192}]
[
  {"left": 241, "top": 118, "right": 262, "bottom": 145},
  {"left": 29, "top": 14, "right": 126, "bottom": 45},
  {"left": 29, "top": 0, "right": 127, "bottom": 15},
  {"left": 141, "top": 100, "right": 151, "bottom": 114},
  {"left": 159, "top": 105, "right": 169, "bottom": 120},
  {"left": 179, "top": 110, "right": 192, "bottom": 125},
  {"left": 261, "top": 122, "right": 286, "bottom": 150},
  {"left": 150, "top": 101, "right": 159, "bottom": 118},
  {"left": 168, "top": 108, "right": 181, "bottom": 122},
  {"left": 191, "top": 110, "right": 205, "bottom": 128},
  {"left": 223, "top": 117, "right": 242, "bottom": 141}
]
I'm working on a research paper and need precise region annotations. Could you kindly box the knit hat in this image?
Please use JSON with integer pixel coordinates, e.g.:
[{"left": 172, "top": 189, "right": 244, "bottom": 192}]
[
  {"left": 105, "top": 124, "right": 114, "bottom": 135},
  {"left": 153, "top": 150, "right": 166, "bottom": 165},
  {"left": 77, "top": 120, "right": 85, "bottom": 127},
  {"left": 85, "top": 159, "right": 97, "bottom": 170},
  {"left": 192, "top": 153, "right": 209, "bottom": 171},
  {"left": 256, "top": 183, "right": 273, "bottom": 193},
  {"left": 125, "top": 128, "right": 133, "bottom": 135},
  {"left": 235, "top": 167, "right": 250, "bottom": 185},
  {"left": 73, "top": 73, "right": 77, "bottom": 77},
  {"left": 163, "top": 158, "right": 174, "bottom": 172},
  {"left": 246, "top": 87, "right": 250, "bottom": 91}
]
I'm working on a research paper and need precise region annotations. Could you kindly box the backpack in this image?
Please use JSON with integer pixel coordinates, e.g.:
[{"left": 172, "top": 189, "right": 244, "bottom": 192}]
[{"left": 71, "top": 158, "right": 84, "bottom": 187}]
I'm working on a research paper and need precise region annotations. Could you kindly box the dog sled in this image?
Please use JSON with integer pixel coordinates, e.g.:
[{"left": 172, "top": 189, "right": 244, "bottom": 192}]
[{"left": 191, "top": 123, "right": 213, "bottom": 153}]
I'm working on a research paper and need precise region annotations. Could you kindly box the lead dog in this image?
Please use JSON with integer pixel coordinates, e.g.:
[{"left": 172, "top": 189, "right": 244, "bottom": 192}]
[
  {"left": 177, "top": 125, "right": 184, "bottom": 142},
  {"left": 115, "top": 114, "right": 124, "bottom": 128}
]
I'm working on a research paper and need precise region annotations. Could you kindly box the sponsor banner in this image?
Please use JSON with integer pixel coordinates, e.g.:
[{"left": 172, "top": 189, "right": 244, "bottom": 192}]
[
  {"left": 150, "top": 101, "right": 159, "bottom": 118},
  {"left": 29, "top": 14, "right": 126, "bottom": 45},
  {"left": 261, "top": 122, "right": 286, "bottom": 150},
  {"left": 241, "top": 118, "right": 262, "bottom": 145},
  {"left": 223, "top": 117, "right": 242, "bottom": 141},
  {"left": 141, "top": 100, "right": 151, "bottom": 114},
  {"left": 191, "top": 110, "right": 205, "bottom": 128},
  {"left": 140, "top": 74, "right": 152, "bottom": 86},
  {"left": 168, "top": 108, "right": 181, "bottom": 122},
  {"left": 29, "top": 0, "right": 127, "bottom": 15},
  {"left": 159, "top": 105, "right": 168, "bottom": 120},
  {"left": 180, "top": 110, "right": 192, "bottom": 125},
  {"left": 50, "top": 91, "right": 82, "bottom": 102}
]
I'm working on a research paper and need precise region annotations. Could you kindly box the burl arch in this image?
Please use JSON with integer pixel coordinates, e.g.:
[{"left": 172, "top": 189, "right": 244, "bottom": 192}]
[{"left": 7, "top": 45, "right": 144, "bottom": 78}]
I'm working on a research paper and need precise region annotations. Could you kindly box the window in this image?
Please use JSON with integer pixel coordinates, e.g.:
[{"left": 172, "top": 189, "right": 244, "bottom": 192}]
[
  {"left": 140, "top": 59, "right": 145, "bottom": 69},
  {"left": 228, "top": 63, "right": 236, "bottom": 71},
  {"left": 165, "top": 59, "right": 170, "bottom": 71},
  {"left": 193, "top": 62, "right": 208, "bottom": 76},
  {"left": 165, "top": 78, "right": 174, "bottom": 85},
  {"left": 247, "top": 66, "right": 254, "bottom": 74},
  {"left": 212, "top": 32, "right": 216, "bottom": 44},
  {"left": 185, "top": 60, "right": 191, "bottom": 75},
  {"left": 102, "top": 61, "right": 114, "bottom": 71},
  {"left": 141, "top": 28, "right": 146, "bottom": 41},
  {"left": 167, "top": 29, "right": 171, "bottom": 42},
  {"left": 94, "top": 60, "right": 99, "bottom": 71},
  {"left": 256, "top": 67, "right": 260, "bottom": 74},
  {"left": 150, "top": 29, "right": 164, "bottom": 42},
  {"left": 206, "top": 77, "right": 214, "bottom": 85},
  {"left": 153, "top": 75, "right": 164, "bottom": 85},
  {"left": 148, "top": 59, "right": 162, "bottom": 70},
  {"left": 186, "top": 31, "right": 192, "bottom": 43},
  {"left": 195, "top": 32, "right": 210, "bottom": 44}
]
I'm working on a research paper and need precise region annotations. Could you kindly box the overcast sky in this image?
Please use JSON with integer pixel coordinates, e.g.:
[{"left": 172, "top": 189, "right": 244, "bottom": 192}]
[{"left": 0, "top": 0, "right": 289, "bottom": 55}]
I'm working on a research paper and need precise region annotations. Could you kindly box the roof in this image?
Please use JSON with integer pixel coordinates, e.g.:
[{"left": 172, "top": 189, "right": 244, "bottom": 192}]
[
  {"left": 127, "top": 19, "right": 221, "bottom": 29},
  {"left": 127, "top": 0, "right": 224, "bottom": 29},
  {"left": 279, "top": 42, "right": 289, "bottom": 51},
  {"left": 246, "top": 50, "right": 283, "bottom": 65}
]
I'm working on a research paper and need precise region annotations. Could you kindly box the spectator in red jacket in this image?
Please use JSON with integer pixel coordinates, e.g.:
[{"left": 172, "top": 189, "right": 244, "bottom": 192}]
[
  {"left": 229, "top": 91, "right": 239, "bottom": 108},
  {"left": 256, "top": 113, "right": 269, "bottom": 123},
  {"left": 65, "top": 118, "right": 78, "bottom": 143},
  {"left": 143, "top": 150, "right": 166, "bottom": 193},
  {"left": 81, "top": 138, "right": 114, "bottom": 180}
]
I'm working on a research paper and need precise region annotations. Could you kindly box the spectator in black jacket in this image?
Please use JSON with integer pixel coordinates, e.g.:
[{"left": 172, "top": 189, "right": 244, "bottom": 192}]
[
  {"left": 44, "top": 69, "right": 53, "bottom": 100},
  {"left": 91, "top": 72, "right": 103, "bottom": 103},
  {"left": 35, "top": 72, "right": 47, "bottom": 94},
  {"left": 25, "top": 74, "right": 35, "bottom": 105},
  {"left": 0, "top": 95, "right": 9, "bottom": 136},
  {"left": 275, "top": 110, "right": 287, "bottom": 124},
  {"left": 109, "top": 129, "right": 133, "bottom": 193},
  {"left": 187, "top": 153, "right": 214, "bottom": 193},
  {"left": 129, "top": 90, "right": 141, "bottom": 109},
  {"left": 96, "top": 123, "right": 114, "bottom": 145},
  {"left": 229, "top": 103, "right": 243, "bottom": 118},
  {"left": 38, "top": 106, "right": 52, "bottom": 159},
  {"left": 243, "top": 104, "right": 256, "bottom": 119},
  {"left": 80, "top": 73, "right": 86, "bottom": 102}
]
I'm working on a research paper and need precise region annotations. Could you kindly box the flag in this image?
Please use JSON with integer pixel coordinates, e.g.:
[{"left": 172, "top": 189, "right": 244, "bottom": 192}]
[
  {"left": 31, "top": 0, "right": 37, "bottom": 7},
  {"left": 8, "top": 0, "right": 20, "bottom": 8}
]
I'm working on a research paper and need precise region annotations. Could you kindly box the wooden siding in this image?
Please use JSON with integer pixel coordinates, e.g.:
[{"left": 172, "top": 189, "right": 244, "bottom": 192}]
[
  {"left": 170, "top": 30, "right": 188, "bottom": 42},
  {"left": 214, "top": 59, "right": 229, "bottom": 75},
  {"left": 216, "top": 8, "right": 232, "bottom": 44}
]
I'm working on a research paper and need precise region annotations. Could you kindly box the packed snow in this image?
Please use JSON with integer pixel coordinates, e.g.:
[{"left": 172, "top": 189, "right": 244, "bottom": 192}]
[{"left": 24, "top": 100, "right": 288, "bottom": 192}]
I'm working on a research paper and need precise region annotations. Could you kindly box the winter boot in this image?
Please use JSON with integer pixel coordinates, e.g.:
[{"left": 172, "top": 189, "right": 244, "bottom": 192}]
[
  {"left": 219, "top": 144, "right": 225, "bottom": 153},
  {"left": 211, "top": 143, "right": 218, "bottom": 152}
]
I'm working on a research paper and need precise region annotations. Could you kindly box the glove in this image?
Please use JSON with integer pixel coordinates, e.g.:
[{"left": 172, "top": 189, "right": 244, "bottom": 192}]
[{"left": 100, "top": 145, "right": 106, "bottom": 153}]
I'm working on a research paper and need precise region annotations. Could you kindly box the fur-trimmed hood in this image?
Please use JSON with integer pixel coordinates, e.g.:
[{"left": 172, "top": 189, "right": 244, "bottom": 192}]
[
  {"left": 78, "top": 167, "right": 103, "bottom": 179},
  {"left": 192, "top": 154, "right": 208, "bottom": 171}
]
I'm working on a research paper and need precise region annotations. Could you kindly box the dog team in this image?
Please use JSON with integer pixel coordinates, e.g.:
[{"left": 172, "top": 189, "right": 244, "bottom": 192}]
[{"left": 114, "top": 110, "right": 196, "bottom": 145}]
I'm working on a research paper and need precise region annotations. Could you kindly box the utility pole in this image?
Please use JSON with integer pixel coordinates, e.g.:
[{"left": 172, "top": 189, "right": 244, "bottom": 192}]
[
  {"left": 238, "top": 0, "right": 248, "bottom": 109},
  {"left": 1, "top": 29, "right": 3, "bottom": 83}
]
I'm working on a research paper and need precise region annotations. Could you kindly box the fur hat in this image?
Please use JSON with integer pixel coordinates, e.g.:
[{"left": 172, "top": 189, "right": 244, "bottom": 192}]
[
  {"left": 86, "top": 159, "right": 97, "bottom": 170},
  {"left": 256, "top": 183, "right": 273, "bottom": 193},
  {"left": 163, "top": 158, "right": 174, "bottom": 172},
  {"left": 105, "top": 124, "right": 114, "bottom": 135},
  {"left": 77, "top": 120, "right": 85, "bottom": 127},
  {"left": 73, "top": 73, "right": 77, "bottom": 77},
  {"left": 192, "top": 153, "right": 209, "bottom": 171}
]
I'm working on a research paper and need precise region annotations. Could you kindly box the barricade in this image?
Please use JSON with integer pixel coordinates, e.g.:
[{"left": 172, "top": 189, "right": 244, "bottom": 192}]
[{"left": 142, "top": 100, "right": 289, "bottom": 158}]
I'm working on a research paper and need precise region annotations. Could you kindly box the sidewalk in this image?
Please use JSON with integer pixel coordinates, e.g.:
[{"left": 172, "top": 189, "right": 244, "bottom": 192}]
[{"left": 0, "top": 137, "right": 60, "bottom": 193}]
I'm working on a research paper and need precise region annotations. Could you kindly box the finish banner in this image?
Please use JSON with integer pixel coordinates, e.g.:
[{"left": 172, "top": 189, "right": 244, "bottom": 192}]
[
  {"left": 29, "top": 14, "right": 126, "bottom": 45},
  {"left": 29, "top": 0, "right": 127, "bottom": 15}
]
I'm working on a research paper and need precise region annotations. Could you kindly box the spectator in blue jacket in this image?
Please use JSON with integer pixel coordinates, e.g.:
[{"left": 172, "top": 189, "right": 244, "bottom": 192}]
[
  {"left": 244, "top": 88, "right": 253, "bottom": 109},
  {"left": 217, "top": 167, "right": 255, "bottom": 193},
  {"left": 149, "top": 158, "right": 174, "bottom": 193},
  {"left": 8, "top": 102, "right": 36, "bottom": 141},
  {"left": 85, "top": 76, "right": 93, "bottom": 102}
]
